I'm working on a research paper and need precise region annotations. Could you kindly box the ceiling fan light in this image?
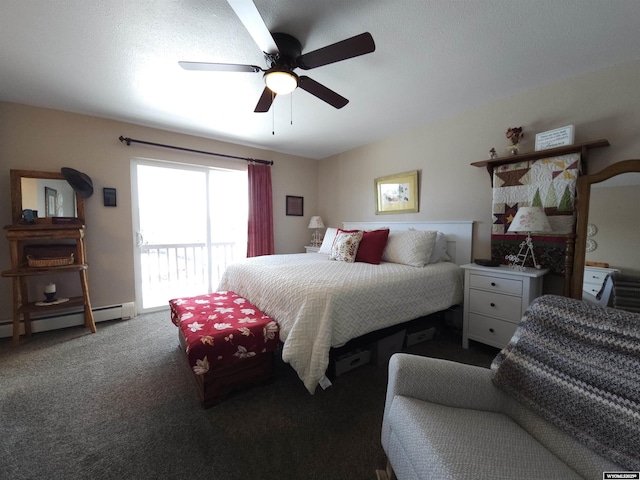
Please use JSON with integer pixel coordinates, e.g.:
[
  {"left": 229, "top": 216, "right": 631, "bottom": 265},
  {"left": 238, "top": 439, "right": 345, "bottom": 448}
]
[{"left": 264, "top": 70, "right": 298, "bottom": 95}]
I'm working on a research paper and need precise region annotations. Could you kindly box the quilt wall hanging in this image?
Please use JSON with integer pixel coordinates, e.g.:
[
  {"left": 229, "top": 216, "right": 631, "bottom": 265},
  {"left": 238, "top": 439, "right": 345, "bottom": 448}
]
[{"left": 491, "top": 153, "right": 580, "bottom": 275}]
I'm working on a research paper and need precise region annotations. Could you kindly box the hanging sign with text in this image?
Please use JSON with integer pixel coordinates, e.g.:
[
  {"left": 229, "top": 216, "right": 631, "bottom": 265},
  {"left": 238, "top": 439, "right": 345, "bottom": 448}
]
[{"left": 535, "top": 125, "right": 575, "bottom": 151}]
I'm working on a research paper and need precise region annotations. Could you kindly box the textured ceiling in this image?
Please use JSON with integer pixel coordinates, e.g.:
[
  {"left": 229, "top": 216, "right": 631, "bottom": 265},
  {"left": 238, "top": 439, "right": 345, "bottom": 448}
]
[{"left": 2, "top": 0, "right": 640, "bottom": 159}]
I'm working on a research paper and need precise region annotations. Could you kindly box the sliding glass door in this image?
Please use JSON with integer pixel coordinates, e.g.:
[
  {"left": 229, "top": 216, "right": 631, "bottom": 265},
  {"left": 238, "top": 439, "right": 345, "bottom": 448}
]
[{"left": 131, "top": 160, "right": 247, "bottom": 312}]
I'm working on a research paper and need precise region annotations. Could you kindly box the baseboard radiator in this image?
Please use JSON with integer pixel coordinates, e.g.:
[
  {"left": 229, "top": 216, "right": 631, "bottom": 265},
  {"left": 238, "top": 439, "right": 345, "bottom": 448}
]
[{"left": 0, "top": 302, "right": 136, "bottom": 339}]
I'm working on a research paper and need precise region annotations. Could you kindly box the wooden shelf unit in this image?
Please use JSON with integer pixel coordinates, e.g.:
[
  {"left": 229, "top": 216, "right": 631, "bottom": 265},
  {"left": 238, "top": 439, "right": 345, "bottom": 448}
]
[
  {"left": 1, "top": 223, "right": 96, "bottom": 345},
  {"left": 3, "top": 263, "right": 88, "bottom": 276},
  {"left": 471, "top": 139, "right": 610, "bottom": 184},
  {"left": 471, "top": 138, "right": 610, "bottom": 296},
  {"left": 15, "top": 296, "right": 87, "bottom": 316}
]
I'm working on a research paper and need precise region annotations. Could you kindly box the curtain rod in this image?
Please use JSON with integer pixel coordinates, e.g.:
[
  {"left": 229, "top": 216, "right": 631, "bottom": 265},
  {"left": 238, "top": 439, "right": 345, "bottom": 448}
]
[{"left": 118, "top": 136, "right": 274, "bottom": 166}]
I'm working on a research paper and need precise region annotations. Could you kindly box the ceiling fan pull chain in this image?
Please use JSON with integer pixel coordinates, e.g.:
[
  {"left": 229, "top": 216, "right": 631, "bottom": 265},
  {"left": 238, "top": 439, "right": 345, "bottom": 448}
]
[
  {"left": 272, "top": 91, "right": 275, "bottom": 135},
  {"left": 290, "top": 93, "right": 293, "bottom": 126}
]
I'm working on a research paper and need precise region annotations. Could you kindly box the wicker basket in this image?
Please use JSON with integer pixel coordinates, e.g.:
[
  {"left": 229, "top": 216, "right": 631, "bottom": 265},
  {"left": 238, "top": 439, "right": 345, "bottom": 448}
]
[{"left": 27, "top": 253, "right": 75, "bottom": 268}]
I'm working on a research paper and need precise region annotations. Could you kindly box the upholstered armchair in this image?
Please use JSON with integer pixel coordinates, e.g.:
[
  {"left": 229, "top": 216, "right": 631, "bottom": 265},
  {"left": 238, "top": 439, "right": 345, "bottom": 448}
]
[{"left": 377, "top": 295, "right": 639, "bottom": 480}]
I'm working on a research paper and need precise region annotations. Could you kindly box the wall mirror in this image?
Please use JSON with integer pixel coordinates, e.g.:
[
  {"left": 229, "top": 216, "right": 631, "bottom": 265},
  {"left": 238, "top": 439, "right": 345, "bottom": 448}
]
[
  {"left": 10, "top": 169, "right": 85, "bottom": 224},
  {"left": 571, "top": 159, "right": 640, "bottom": 299}
]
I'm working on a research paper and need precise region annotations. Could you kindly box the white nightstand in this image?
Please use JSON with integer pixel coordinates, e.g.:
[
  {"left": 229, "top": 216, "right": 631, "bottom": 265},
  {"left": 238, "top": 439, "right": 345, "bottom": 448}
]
[
  {"left": 461, "top": 263, "right": 548, "bottom": 349},
  {"left": 304, "top": 245, "right": 320, "bottom": 253},
  {"left": 583, "top": 265, "right": 618, "bottom": 297}
]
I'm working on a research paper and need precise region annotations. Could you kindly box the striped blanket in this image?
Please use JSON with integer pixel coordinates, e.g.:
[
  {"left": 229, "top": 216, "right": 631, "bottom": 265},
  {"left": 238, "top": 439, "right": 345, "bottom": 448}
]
[
  {"left": 611, "top": 272, "right": 640, "bottom": 313},
  {"left": 491, "top": 295, "right": 640, "bottom": 470}
]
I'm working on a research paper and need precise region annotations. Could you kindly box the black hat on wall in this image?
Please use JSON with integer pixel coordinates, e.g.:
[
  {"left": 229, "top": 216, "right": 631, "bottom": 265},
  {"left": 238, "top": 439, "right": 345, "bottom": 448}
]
[{"left": 61, "top": 167, "right": 94, "bottom": 198}]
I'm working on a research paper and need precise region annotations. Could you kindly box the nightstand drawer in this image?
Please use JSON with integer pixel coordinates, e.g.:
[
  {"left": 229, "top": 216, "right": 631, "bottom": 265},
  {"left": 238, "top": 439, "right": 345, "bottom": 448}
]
[
  {"left": 583, "top": 283, "right": 602, "bottom": 296},
  {"left": 583, "top": 269, "right": 610, "bottom": 284},
  {"left": 469, "top": 273, "right": 522, "bottom": 295},
  {"left": 468, "top": 313, "right": 518, "bottom": 347},
  {"left": 468, "top": 289, "right": 522, "bottom": 322}
]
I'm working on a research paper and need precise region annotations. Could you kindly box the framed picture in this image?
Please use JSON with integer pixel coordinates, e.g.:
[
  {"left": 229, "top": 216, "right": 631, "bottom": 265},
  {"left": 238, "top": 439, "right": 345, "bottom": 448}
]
[
  {"left": 45, "top": 187, "right": 57, "bottom": 217},
  {"left": 375, "top": 170, "right": 419, "bottom": 215},
  {"left": 286, "top": 195, "right": 304, "bottom": 216},
  {"left": 535, "top": 125, "right": 575, "bottom": 151},
  {"left": 103, "top": 187, "right": 117, "bottom": 207}
]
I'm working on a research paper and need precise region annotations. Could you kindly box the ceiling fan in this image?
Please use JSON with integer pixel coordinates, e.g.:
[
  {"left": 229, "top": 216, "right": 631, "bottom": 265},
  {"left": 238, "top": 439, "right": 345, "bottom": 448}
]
[{"left": 179, "top": 0, "right": 375, "bottom": 113}]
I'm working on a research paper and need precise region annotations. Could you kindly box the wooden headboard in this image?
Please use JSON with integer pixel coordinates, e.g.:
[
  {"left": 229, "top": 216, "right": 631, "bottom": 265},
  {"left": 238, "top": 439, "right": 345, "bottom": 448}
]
[{"left": 342, "top": 221, "right": 474, "bottom": 266}]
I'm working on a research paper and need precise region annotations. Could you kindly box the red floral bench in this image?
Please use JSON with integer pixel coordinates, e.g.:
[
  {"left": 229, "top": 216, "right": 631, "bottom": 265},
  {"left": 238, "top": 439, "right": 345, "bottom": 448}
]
[{"left": 169, "top": 291, "right": 279, "bottom": 407}]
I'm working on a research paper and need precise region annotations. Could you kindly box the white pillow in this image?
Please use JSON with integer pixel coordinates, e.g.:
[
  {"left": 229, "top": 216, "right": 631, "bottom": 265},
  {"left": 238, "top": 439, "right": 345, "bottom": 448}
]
[
  {"left": 318, "top": 227, "right": 338, "bottom": 254},
  {"left": 428, "top": 232, "right": 448, "bottom": 263},
  {"left": 329, "top": 230, "right": 363, "bottom": 263},
  {"left": 382, "top": 230, "right": 437, "bottom": 267}
]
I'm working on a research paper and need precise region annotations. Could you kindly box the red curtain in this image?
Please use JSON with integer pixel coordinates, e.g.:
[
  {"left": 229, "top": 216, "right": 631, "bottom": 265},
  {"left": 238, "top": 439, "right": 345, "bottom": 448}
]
[{"left": 247, "top": 163, "right": 274, "bottom": 257}]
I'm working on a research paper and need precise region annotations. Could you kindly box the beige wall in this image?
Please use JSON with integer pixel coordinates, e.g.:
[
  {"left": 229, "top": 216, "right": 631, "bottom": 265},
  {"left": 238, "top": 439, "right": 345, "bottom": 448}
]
[
  {"left": 0, "top": 103, "right": 317, "bottom": 316},
  {"left": 318, "top": 61, "right": 640, "bottom": 273}
]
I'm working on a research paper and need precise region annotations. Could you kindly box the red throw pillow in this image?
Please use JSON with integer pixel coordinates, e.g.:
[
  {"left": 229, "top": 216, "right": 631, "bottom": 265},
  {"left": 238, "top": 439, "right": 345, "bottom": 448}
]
[{"left": 356, "top": 229, "right": 390, "bottom": 264}]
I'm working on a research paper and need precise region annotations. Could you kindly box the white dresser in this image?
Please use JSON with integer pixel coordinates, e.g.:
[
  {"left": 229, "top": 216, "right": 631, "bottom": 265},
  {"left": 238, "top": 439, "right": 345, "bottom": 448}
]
[
  {"left": 461, "top": 264, "right": 548, "bottom": 349},
  {"left": 582, "top": 265, "right": 618, "bottom": 297}
]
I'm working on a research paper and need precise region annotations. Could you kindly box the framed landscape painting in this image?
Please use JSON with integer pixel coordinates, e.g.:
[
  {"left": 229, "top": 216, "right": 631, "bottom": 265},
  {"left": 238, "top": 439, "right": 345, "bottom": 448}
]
[{"left": 375, "top": 170, "right": 419, "bottom": 214}]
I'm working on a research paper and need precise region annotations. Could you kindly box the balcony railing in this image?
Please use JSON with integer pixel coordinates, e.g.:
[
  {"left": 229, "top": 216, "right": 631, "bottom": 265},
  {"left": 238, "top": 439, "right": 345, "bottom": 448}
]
[{"left": 139, "top": 241, "right": 240, "bottom": 309}]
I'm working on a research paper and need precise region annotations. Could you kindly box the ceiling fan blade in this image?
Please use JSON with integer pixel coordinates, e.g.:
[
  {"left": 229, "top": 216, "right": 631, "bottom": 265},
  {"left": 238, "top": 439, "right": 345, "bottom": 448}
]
[
  {"left": 296, "top": 32, "right": 375, "bottom": 70},
  {"left": 254, "top": 87, "right": 276, "bottom": 112},
  {"left": 298, "top": 76, "right": 348, "bottom": 109},
  {"left": 179, "top": 61, "right": 262, "bottom": 73},
  {"left": 227, "top": 0, "right": 279, "bottom": 54}
]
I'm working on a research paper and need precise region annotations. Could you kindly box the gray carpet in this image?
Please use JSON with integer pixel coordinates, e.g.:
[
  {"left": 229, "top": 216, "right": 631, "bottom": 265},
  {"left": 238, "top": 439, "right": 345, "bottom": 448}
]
[{"left": 0, "top": 311, "right": 498, "bottom": 480}]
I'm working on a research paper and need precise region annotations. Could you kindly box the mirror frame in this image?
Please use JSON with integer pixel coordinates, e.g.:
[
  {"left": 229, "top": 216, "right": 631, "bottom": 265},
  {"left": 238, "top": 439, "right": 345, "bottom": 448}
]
[
  {"left": 10, "top": 169, "right": 85, "bottom": 225},
  {"left": 571, "top": 159, "right": 640, "bottom": 299}
]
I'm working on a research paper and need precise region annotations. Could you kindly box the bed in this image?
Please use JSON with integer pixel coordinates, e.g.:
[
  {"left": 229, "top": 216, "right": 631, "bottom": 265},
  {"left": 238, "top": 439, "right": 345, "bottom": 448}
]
[{"left": 217, "top": 221, "right": 473, "bottom": 393}]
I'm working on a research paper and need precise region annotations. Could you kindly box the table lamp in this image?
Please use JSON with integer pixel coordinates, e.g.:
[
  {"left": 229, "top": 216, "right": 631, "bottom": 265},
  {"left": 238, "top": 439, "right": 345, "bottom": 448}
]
[
  {"left": 505, "top": 206, "right": 552, "bottom": 270},
  {"left": 308, "top": 216, "right": 325, "bottom": 247}
]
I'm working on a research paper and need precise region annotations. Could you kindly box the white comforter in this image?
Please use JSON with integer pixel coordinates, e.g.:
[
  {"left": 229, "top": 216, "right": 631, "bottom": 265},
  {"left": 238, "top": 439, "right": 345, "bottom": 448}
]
[{"left": 218, "top": 253, "right": 463, "bottom": 393}]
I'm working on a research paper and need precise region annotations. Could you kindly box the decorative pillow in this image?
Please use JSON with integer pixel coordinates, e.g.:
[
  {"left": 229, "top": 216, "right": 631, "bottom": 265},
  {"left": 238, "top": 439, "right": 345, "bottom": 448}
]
[
  {"left": 329, "top": 229, "right": 363, "bottom": 263},
  {"left": 381, "top": 230, "right": 437, "bottom": 267},
  {"left": 318, "top": 227, "right": 338, "bottom": 254},
  {"left": 428, "top": 232, "right": 448, "bottom": 263},
  {"left": 355, "top": 229, "right": 390, "bottom": 264}
]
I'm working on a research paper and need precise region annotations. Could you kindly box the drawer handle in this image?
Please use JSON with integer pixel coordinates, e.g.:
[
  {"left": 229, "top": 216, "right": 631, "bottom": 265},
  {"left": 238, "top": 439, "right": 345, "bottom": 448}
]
[
  {"left": 489, "top": 328, "right": 495, "bottom": 333},
  {"left": 490, "top": 303, "right": 496, "bottom": 307},
  {"left": 491, "top": 282, "right": 496, "bottom": 287}
]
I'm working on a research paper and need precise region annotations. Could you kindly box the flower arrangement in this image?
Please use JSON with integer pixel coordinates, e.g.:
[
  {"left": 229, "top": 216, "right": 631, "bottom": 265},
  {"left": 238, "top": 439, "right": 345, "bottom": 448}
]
[{"left": 505, "top": 126, "right": 523, "bottom": 154}]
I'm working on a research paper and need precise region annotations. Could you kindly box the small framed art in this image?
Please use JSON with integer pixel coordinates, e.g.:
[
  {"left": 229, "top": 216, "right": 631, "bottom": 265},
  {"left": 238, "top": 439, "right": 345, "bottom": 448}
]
[
  {"left": 286, "top": 195, "right": 304, "bottom": 216},
  {"left": 103, "top": 187, "right": 117, "bottom": 207},
  {"left": 45, "top": 187, "right": 57, "bottom": 217},
  {"left": 375, "top": 170, "right": 419, "bottom": 215}
]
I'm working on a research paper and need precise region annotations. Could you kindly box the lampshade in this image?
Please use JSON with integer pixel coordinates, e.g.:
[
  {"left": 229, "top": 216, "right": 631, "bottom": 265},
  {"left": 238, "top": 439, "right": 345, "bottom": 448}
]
[
  {"left": 308, "top": 216, "right": 325, "bottom": 229},
  {"left": 264, "top": 69, "right": 298, "bottom": 95},
  {"left": 508, "top": 207, "right": 552, "bottom": 233}
]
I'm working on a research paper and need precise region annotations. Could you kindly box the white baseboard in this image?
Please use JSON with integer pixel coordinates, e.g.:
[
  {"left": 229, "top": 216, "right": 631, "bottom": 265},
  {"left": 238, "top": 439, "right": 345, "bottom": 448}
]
[{"left": 0, "top": 302, "right": 136, "bottom": 338}]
